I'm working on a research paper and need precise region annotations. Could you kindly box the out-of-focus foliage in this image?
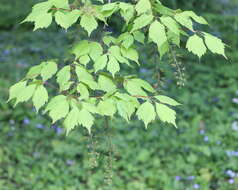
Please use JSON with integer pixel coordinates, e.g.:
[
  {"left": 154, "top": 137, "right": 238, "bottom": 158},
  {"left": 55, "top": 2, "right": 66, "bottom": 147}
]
[
  {"left": 161, "top": 0, "right": 238, "bottom": 13},
  {"left": 0, "top": 0, "right": 42, "bottom": 28}
]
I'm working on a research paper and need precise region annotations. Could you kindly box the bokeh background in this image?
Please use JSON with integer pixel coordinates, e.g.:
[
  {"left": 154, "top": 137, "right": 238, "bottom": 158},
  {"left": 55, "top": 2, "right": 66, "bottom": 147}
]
[{"left": 0, "top": 0, "right": 238, "bottom": 189}]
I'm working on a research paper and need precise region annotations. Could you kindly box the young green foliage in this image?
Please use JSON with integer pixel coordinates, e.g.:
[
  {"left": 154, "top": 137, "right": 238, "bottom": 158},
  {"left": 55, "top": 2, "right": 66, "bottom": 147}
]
[{"left": 9, "top": 0, "right": 227, "bottom": 134}]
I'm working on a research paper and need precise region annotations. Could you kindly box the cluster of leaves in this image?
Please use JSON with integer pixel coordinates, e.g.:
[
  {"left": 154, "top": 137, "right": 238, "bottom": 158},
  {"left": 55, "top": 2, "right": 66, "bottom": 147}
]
[
  {"left": 1, "top": 27, "right": 238, "bottom": 189},
  {"left": 9, "top": 0, "right": 226, "bottom": 134}
]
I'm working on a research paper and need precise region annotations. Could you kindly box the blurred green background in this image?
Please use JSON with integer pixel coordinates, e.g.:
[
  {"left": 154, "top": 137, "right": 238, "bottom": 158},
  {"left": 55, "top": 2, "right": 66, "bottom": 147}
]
[{"left": 0, "top": 0, "right": 238, "bottom": 190}]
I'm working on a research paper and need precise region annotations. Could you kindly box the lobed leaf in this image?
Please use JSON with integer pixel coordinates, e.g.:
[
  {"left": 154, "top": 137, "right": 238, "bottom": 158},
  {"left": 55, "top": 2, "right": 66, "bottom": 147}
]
[
  {"left": 186, "top": 34, "right": 206, "bottom": 58},
  {"left": 136, "top": 101, "right": 156, "bottom": 128},
  {"left": 56, "top": 66, "right": 71, "bottom": 91},
  {"left": 97, "top": 98, "right": 116, "bottom": 116},
  {"left": 131, "top": 14, "right": 153, "bottom": 32},
  {"left": 41, "top": 61, "right": 57, "bottom": 81},
  {"left": 77, "top": 83, "right": 89, "bottom": 100},
  {"left": 55, "top": 10, "right": 81, "bottom": 29},
  {"left": 80, "top": 14, "right": 98, "bottom": 36},
  {"left": 107, "top": 56, "right": 120, "bottom": 77},
  {"left": 45, "top": 95, "right": 69, "bottom": 123},
  {"left": 204, "top": 33, "right": 227, "bottom": 58},
  {"left": 155, "top": 103, "right": 177, "bottom": 127},
  {"left": 94, "top": 54, "right": 108, "bottom": 73},
  {"left": 155, "top": 95, "right": 181, "bottom": 106},
  {"left": 98, "top": 75, "right": 116, "bottom": 92},
  {"left": 32, "top": 85, "right": 48, "bottom": 112},
  {"left": 135, "top": 0, "right": 152, "bottom": 15},
  {"left": 8, "top": 81, "right": 27, "bottom": 102}
]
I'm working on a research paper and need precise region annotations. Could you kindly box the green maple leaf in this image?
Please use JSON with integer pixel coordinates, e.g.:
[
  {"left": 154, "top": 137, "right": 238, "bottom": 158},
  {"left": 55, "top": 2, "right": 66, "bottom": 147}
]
[
  {"left": 149, "top": 20, "right": 167, "bottom": 48},
  {"left": 26, "top": 63, "right": 45, "bottom": 79},
  {"left": 132, "top": 14, "right": 153, "bottom": 32},
  {"left": 8, "top": 81, "right": 27, "bottom": 102},
  {"left": 64, "top": 107, "right": 80, "bottom": 135},
  {"left": 45, "top": 95, "right": 69, "bottom": 123},
  {"left": 78, "top": 109, "right": 95, "bottom": 133},
  {"left": 15, "top": 84, "right": 36, "bottom": 106},
  {"left": 23, "top": 2, "right": 52, "bottom": 23},
  {"left": 186, "top": 34, "right": 206, "bottom": 58},
  {"left": 89, "top": 42, "right": 103, "bottom": 61},
  {"left": 41, "top": 61, "right": 57, "bottom": 81},
  {"left": 107, "top": 56, "right": 120, "bottom": 77},
  {"left": 155, "top": 103, "right": 177, "bottom": 127},
  {"left": 97, "top": 99, "right": 116, "bottom": 117},
  {"left": 119, "top": 2, "right": 135, "bottom": 24},
  {"left": 55, "top": 10, "right": 81, "bottom": 29},
  {"left": 72, "top": 40, "right": 90, "bottom": 59},
  {"left": 135, "top": 0, "right": 152, "bottom": 15},
  {"left": 174, "top": 12, "right": 193, "bottom": 31},
  {"left": 160, "top": 16, "right": 180, "bottom": 35},
  {"left": 204, "top": 32, "right": 227, "bottom": 58},
  {"left": 117, "top": 100, "right": 136, "bottom": 122},
  {"left": 124, "top": 79, "right": 147, "bottom": 97},
  {"left": 121, "top": 47, "right": 139, "bottom": 64},
  {"left": 34, "top": 12, "right": 53, "bottom": 31},
  {"left": 136, "top": 101, "right": 156, "bottom": 128},
  {"left": 80, "top": 14, "right": 98, "bottom": 36},
  {"left": 183, "top": 11, "right": 208, "bottom": 25},
  {"left": 155, "top": 95, "right": 181, "bottom": 106},
  {"left": 77, "top": 83, "right": 89, "bottom": 100},
  {"left": 56, "top": 66, "right": 71, "bottom": 91},
  {"left": 133, "top": 31, "right": 145, "bottom": 44},
  {"left": 98, "top": 75, "right": 116, "bottom": 92},
  {"left": 94, "top": 54, "right": 108, "bottom": 73},
  {"left": 32, "top": 85, "right": 48, "bottom": 112},
  {"left": 50, "top": 0, "right": 69, "bottom": 9}
]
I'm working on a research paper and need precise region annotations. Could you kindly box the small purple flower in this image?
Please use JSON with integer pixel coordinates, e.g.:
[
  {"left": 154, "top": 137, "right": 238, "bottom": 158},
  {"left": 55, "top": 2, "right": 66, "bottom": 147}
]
[
  {"left": 199, "top": 129, "right": 205, "bottom": 135},
  {"left": 175, "top": 176, "right": 181, "bottom": 181},
  {"left": 228, "top": 179, "right": 234, "bottom": 184},
  {"left": 3, "top": 49, "right": 10, "bottom": 55},
  {"left": 139, "top": 68, "right": 148, "bottom": 73},
  {"left": 66, "top": 160, "right": 75, "bottom": 166},
  {"left": 234, "top": 151, "right": 238, "bottom": 156},
  {"left": 193, "top": 184, "right": 200, "bottom": 189},
  {"left": 226, "top": 170, "right": 236, "bottom": 178},
  {"left": 7, "top": 132, "right": 14, "bottom": 136},
  {"left": 212, "top": 97, "right": 220, "bottom": 103},
  {"left": 204, "top": 136, "right": 209, "bottom": 142},
  {"left": 36, "top": 124, "right": 44, "bottom": 129},
  {"left": 187, "top": 176, "right": 195, "bottom": 180},
  {"left": 232, "top": 98, "right": 238, "bottom": 104},
  {"left": 226, "top": 151, "right": 238, "bottom": 157},
  {"left": 23, "top": 117, "right": 30, "bottom": 125},
  {"left": 52, "top": 125, "right": 63, "bottom": 135},
  {"left": 166, "top": 79, "right": 173, "bottom": 84},
  {"left": 56, "top": 127, "right": 63, "bottom": 135},
  {"left": 216, "top": 141, "right": 221, "bottom": 145},
  {"left": 226, "top": 151, "right": 234, "bottom": 157}
]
